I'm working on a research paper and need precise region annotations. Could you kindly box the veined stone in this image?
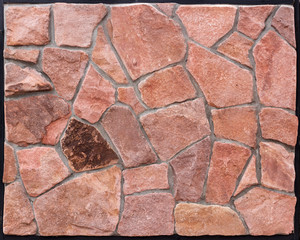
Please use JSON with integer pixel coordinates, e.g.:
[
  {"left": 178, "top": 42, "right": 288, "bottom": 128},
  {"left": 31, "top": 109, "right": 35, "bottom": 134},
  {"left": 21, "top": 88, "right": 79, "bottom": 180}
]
[
  {"left": 117, "top": 87, "right": 146, "bottom": 115},
  {"left": 3, "top": 143, "right": 17, "bottom": 184},
  {"left": 4, "top": 48, "right": 39, "bottom": 63}
]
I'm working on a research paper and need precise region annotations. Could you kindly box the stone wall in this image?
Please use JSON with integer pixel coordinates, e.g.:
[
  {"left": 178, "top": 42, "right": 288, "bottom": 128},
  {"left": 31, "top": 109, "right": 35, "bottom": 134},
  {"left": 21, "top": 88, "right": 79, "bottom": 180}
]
[{"left": 2, "top": 2, "right": 298, "bottom": 237}]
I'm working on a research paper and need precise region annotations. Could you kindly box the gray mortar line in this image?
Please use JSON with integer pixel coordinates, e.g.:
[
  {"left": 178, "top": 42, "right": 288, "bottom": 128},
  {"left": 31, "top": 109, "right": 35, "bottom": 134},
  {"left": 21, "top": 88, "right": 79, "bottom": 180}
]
[{"left": 114, "top": 170, "right": 124, "bottom": 236}]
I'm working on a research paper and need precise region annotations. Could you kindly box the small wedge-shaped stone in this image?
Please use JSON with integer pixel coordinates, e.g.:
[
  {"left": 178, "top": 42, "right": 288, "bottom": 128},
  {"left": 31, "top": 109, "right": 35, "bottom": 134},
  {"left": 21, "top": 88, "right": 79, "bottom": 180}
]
[
  {"left": 43, "top": 48, "right": 88, "bottom": 100},
  {"left": 212, "top": 106, "right": 257, "bottom": 147},
  {"left": 17, "top": 147, "right": 70, "bottom": 197},
  {"left": 54, "top": 3, "right": 107, "bottom": 47},
  {"left": 3, "top": 143, "right": 17, "bottom": 184},
  {"left": 101, "top": 105, "right": 156, "bottom": 168},
  {"left": 175, "top": 203, "right": 246, "bottom": 236},
  {"left": 254, "top": 30, "right": 296, "bottom": 110},
  {"left": 109, "top": 4, "right": 186, "bottom": 80},
  {"left": 260, "top": 108, "right": 298, "bottom": 146},
  {"left": 5, "top": 63, "right": 52, "bottom": 97},
  {"left": 138, "top": 66, "right": 196, "bottom": 108},
  {"left": 4, "top": 48, "right": 39, "bottom": 63},
  {"left": 187, "top": 42, "right": 253, "bottom": 108},
  {"left": 206, "top": 142, "right": 251, "bottom": 204},
  {"left": 235, "top": 187, "right": 296, "bottom": 235},
  {"left": 3, "top": 181, "right": 37, "bottom": 235},
  {"left": 61, "top": 119, "right": 118, "bottom": 172},
  {"left": 92, "top": 26, "right": 127, "bottom": 84},
  {"left": 156, "top": 3, "right": 175, "bottom": 17},
  {"left": 117, "top": 87, "right": 146, "bottom": 115},
  {"left": 123, "top": 163, "right": 169, "bottom": 195},
  {"left": 118, "top": 193, "right": 175, "bottom": 236},
  {"left": 5, "top": 94, "right": 70, "bottom": 146},
  {"left": 34, "top": 166, "right": 121, "bottom": 236},
  {"left": 260, "top": 142, "right": 295, "bottom": 192},
  {"left": 177, "top": 5, "right": 236, "bottom": 47},
  {"left": 238, "top": 6, "right": 274, "bottom": 39},
  {"left": 74, "top": 65, "right": 115, "bottom": 124},
  {"left": 140, "top": 98, "right": 210, "bottom": 161},
  {"left": 170, "top": 137, "right": 211, "bottom": 202},
  {"left": 5, "top": 6, "right": 50, "bottom": 46}
]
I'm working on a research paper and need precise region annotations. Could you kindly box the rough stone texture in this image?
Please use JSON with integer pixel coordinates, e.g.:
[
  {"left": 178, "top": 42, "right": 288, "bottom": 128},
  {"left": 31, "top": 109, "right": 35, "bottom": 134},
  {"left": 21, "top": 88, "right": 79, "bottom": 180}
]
[
  {"left": 92, "top": 26, "right": 127, "bottom": 84},
  {"left": 5, "top": 94, "right": 70, "bottom": 146},
  {"left": 123, "top": 163, "right": 169, "bottom": 195},
  {"left": 272, "top": 6, "right": 295, "bottom": 47},
  {"left": 101, "top": 105, "right": 156, "bottom": 168},
  {"left": 17, "top": 147, "right": 70, "bottom": 197},
  {"left": 187, "top": 42, "right": 253, "bottom": 108},
  {"left": 61, "top": 119, "right": 118, "bottom": 172},
  {"left": 175, "top": 203, "right": 246, "bottom": 236},
  {"left": 3, "top": 181, "right": 37, "bottom": 235},
  {"left": 206, "top": 142, "right": 251, "bottom": 205},
  {"left": 5, "top": 6, "right": 50, "bottom": 46},
  {"left": 260, "top": 142, "right": 295, "bottom": 192},
  {"left": 138, "top": 66, "right": 196, "bottom": 108},
  {"left": 235, "top": 156, "right": 258, "bottom": 196},
  {"left": 140, "top": 98, "right": 210, "bottom": 161},
  {"left": 117, "top": 87, "right": 146, "bottom": 115},
  {"left": 170, "top": 137, "right": 211, "bottom": 202},
  {"left": 254, "top": 30, "right": 296, "bottom": 110},
  {"left": 156, "top": 3, "right": 175, "bottom": 17},
  {"left": 238, "top": 6, "right": 274, "bottom": 39},
  {"left": 110, "top": 4, "right": 186, "bottom": 80},
  {"left": 43, "top": 48, "right": 89, "bottom": 100},
  {"left": 74, "top": 65, "right": 115, "bottom": 124},
  {"left": 176, "top": 6, "right": 236, "bottom": 47},
  {"left": 217, "top": 32, "right": 253, "bottom": 67},
  {"left": 118, "top": 193, "right": 175, "bottom": 236},
  {"left": 3, "top": 144, "right": 17, "bottom": 184},
  {"left": 4, "top": 48, "right": 39, "bottom": 63},
  {"left": 235, "top": 187, "right": 296, "bottom": 235},
  {"left": 54, "top": 3, "right": 107, "bottom": 47},
  {"left": 212, "top": 106, "right": 257, "bottom": 147},
  {"left": 34, "top": 166, "right": 121, "bottom": 236},
  {"left": 5, "top": 63, "right": 52, "bottom": 97},
  {"left": 259, "top": 108, "right": 298, "bottom": 146}
]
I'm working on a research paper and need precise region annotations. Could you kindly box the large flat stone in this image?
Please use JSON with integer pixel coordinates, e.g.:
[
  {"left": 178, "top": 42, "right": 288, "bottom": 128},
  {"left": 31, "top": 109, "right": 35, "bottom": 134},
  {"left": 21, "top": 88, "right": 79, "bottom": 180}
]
[
  {"left": 3, "top": 144, "right": 17, "bottom": 183},
  {"left": 4, "top": 48, "right": 39, "bottom": 63}
]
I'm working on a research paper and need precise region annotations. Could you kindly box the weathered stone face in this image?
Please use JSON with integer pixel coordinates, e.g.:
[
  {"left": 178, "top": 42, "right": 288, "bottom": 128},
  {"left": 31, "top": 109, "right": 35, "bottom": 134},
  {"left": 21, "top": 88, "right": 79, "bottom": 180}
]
[
  {"left": 3, "top": 144, "right": 17, "bottom": 183},
  {"left": 4, "top": 48, "right": 39, "bottom": 63},
  {"left": 117, "top": 87, "right": 146, "bottom": 115}
]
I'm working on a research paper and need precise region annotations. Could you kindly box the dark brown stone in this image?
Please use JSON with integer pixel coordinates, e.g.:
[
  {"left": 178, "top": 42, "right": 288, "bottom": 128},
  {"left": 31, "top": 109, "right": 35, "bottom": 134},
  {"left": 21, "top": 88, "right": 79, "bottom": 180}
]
[{"left": 61, "top": 119, "right": 118, "bottom": 172}]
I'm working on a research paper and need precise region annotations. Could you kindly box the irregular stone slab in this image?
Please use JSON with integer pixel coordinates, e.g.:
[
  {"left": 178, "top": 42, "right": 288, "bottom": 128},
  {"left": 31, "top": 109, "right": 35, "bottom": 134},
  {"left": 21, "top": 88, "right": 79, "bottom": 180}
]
[
  {"left": 101, "top": 105, "right": 156, "bottom": 168},
  {"left": 3, "top": 181, "right": 37, "bottom": 235},
  {"left": 235, "top": 156, "right": 258, "bottom": 195},
  {"left": 34, "top": 166, "right": 121, "bottom": 236},
  {"left": 259, "top": 108, "right": 298, "bottom": 146},
  {"left": 212, "top": 106, "right": 257, "bottom": 147},
  {"left": 74, "top": 65, "right": 115, "bottom": 124},
  {"left": 61, "top": 119, "right": 118, "bottom": 172},
  {"left": 138, "top": 66, "right": 196, "bottom": 108},
  {"left": 123, "top": 163, "right": 169, "bottom": 195},
  {"left": 217, "top": 32, "right": 253, "bottom": 67},
  {"left": 5, "top": 94, "right": 70, "bottom": 146},
  {"left": 5, "top": 63, "right": 52, "bottom": 97},
  {"left": 110, "top": 4, "right": 186, "bottom": 80},
  {"left": 43, "top": 48, "right": 88, "bottom": 100},
  {"left": 260, "top": 142, "right": 295, "bottom": 192},
  {"left": 272, "top": 6, "right": 295, "bottom": 47},
  {"left": 3, "top": 144, "right": 17, "bottom": 183},
  {"left": 92, "top": 26, "right": 127, "bottom": 84},
  {"left": 4, "top": 48, "right": 39, "bottom": 63},
  {"left": 140, "top": 98, "right": 210, "bottom": 161},
  {"left": 206, "top": 142, "right": 251, "bottom": 204},
  {"left": 5, "top": 6, "right": 50, "bottom": 46},
  {"left": 118, "top": 193, "right": 175, "bottom": 236},
  {"left": 156, "top": 3, "right": 175, "bottom": 17},
  {"left": 238, "top": 6, "right": 274, "bottom": 39},
  {"left": 117, "top": 87, "right": 146, "bottom": 115},
  {"left": 187, "top": 42, "right": 253, "bottom": 108},
  {"left": 254, "top": 31, "right": 296, "bottom": 110},
  {"left": 175, "top": 203, "right": 246, "bottom": 236},
  {"left": 176, "top": 6, "right": 236, "bottom": 47},
  {"left": 54, "top": 3, "right": 107, "bottom": 47},
  {"left": 17, "top": 147, "right": 70, "bottom": 197},
  {"left": 235, "top": 187, "right": 296, "bottom": 235},
  {"left": 170, "top": 137, "right": 211, "bottom": 202}
]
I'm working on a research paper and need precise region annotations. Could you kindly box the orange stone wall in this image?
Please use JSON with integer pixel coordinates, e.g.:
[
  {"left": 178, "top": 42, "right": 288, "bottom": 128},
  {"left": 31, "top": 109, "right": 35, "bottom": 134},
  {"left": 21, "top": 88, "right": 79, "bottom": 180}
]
[{"left": 2, "top": 2, "right": 298, "bottom": 237}]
